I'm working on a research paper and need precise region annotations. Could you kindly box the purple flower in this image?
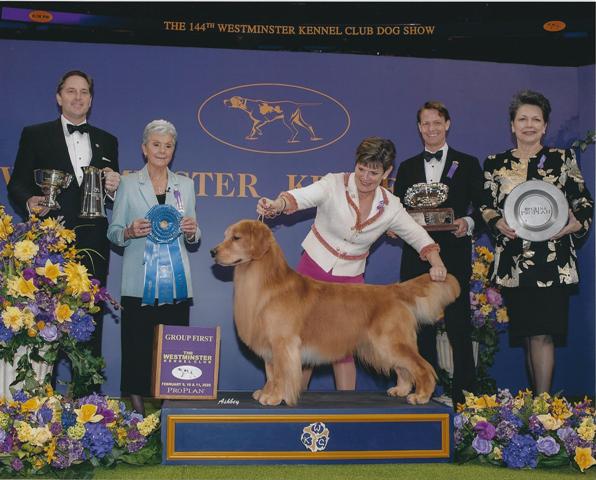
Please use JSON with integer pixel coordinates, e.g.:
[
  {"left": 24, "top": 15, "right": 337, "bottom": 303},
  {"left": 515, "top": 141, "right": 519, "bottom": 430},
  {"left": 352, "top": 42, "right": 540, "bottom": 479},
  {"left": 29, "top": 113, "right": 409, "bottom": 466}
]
[
  {"left": 474, "top": 421, "right": 496, "bottom": 440},
  {"left": 69, "top": 314, "right": 95, "bottom": 342},
  {"left": 0, "top": 324, "right": 14, "bottom": 342},
  {"left": 502, "top": 434, "right": 538, "bottom": 469},
  {"left": 40, "top": 324, "right": 59, "bottom": 342},
  {"left": 80, "top": 292, "right": 91, "bottom": 303},
  {"left": 537, "top": 436, "right": 560, "bottom": 456},
  {"left": 22, "top": 268, "right": 36, "bottom": 280},
  {"left": 50, "top": 422, "right": 62, "bottom": 435},
  {"left": 36, "top": 405, "right": 53, "bottom": 425},
  {"left": 472, "top": 435, "right": 492, "bottom": 454},
  {"left": 10, "top": 458, "right": 23, "bottom": 472},
  {"left": 0, "top": 430, "right": 6, "bottom": 444},
  {"left": 485, "top": 287, "right": 502, "bottom": 306},
  {"left": 126, "top": 440, "right": 147, "bottom": 453},
  {"left": 83, "top": 423, "right": 114, "bottom": 458},
  {"left": 528, "top": 415, "right": 546, "bottom": 436},
  {"left": 12, "top": 390, "right": 28, "bottom": 402},
  {"left": 453, "top": 413, "right": 466, "bottom": 429},
  {"left": 472, "top": 310, "right": 486, "bottom": 328},
  {"left": 496, "top": 420, "right": 518, "bottom": 441},
  {"left": 470, "top": 281, "right": 484, "bottom": 293}
]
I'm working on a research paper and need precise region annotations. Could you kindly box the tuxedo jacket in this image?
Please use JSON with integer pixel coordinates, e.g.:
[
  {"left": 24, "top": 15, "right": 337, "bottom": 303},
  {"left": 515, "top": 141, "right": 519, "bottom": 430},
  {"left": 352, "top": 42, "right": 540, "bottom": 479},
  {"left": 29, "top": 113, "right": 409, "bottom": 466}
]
[
  {"left": 393, "top": 147, "right": 483, "bottom": 283},
  {"left": 7, "top": 119, "right": 119, "bottom": 283}
]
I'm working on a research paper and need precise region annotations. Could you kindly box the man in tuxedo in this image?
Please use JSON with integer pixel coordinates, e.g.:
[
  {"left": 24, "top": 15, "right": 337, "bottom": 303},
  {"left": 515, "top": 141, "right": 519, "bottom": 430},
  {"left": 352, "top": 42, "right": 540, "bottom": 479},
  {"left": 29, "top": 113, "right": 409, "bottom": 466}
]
[
  {"left": 393, "top": 101, "right": 483, "bottom": 408},
  {"left": 8, "top": 70, "right": 120, "bottom": 367}
]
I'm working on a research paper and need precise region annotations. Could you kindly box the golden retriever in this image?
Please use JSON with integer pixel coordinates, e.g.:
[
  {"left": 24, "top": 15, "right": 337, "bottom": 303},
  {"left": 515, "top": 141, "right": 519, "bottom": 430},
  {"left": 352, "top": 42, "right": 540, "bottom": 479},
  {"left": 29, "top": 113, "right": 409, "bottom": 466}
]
[{"left": 211, "top": 220, "right": 460, "bottom": 406}]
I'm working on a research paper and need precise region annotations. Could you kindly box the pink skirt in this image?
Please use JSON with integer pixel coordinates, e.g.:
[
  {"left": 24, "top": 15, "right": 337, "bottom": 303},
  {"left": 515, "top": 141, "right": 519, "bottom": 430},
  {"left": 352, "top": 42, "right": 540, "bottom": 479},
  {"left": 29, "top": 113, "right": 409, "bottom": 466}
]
[{"left": 296, "top": 252, "right": 363, "bottom": 364}]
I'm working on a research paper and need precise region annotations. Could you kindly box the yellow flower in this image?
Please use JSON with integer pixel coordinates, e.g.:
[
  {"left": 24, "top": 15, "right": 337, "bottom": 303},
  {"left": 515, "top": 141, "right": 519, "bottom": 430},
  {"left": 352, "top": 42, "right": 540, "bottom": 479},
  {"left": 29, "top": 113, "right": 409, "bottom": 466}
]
[
  {"left": 116, "top": 427, "right": 128, "bottom": 446},
  {"left": 35, "top": 259, "right": 64, "bottom": 283},
  {"left": 7, "top": 275, "right": 38, "bottom": 300},
  {"left": 472, "top": 394, "right": 499, "bottom": 410},
  {"left": 137, "top": 413, "right": 160, "bottom": 436},
  {"left": 537, "top": 414, "right": 563, "bottom": 431},
  {"left": 67, "top": 424, "right": 85, "bottom": 440},
  {"left": 575, "top": 447, "right": 596, "bottom": 472},
  {"left": 532, "top": 394, "right": 550, "bottom": 414},
  {"left": 22, "top": 307, "right": 35, "bottom": 328},
  {"left": 496, "top": 307, "right": 509, "bottom": 323},
  {"left": 469, "top": 415, "right": 487, "bottom": 427},
  {"left": 40, "top": 218, "right": 60, "bottom": 230},
  {"left": 480, "top": 304, "right": 492, "bottom": 316},
  {"left": 15, "top": 421, "right": 33, "bottom": 442},
  {"left": 58, "top": 227, "right": 76, "bottom": 243},
  {"left": 0, "top": 213, "right": 14, "bottom": 240},
  {"left": 493, "top": 447, "right": 502, "bottom": 460},
  {"left": 2, "top": 306, "right": 23, "bottom": 332},
  {"left": 75, "top": 404, "right": 103, "bottom": 424},
  {"left": 1, "top": 243, "right": 13, "bottom": 257},
  {"left": 472, "top": 262, "right": 489, "bottom": 278},
  {"left": 64, "top": 262, "right": 91, "bottom": 295},
  {"left": 54, "top": 303, "right": 74, "bottom": 323},
  {"left": 21, "top": 397, "right": 41, "bottom": 413},
  {"left": 13, "top": 239, "right": 39, "bottom": 261},
  {"left": 46, "top": 438, "right": 57, "bottom": 463},
  {"left": 578, "top": 418, "right": 596, "bottom": 442},
  {"left": 30, "top": 426, "right": 52, "bottom": 447},
  {"left": 551, "top": 397, "right": 573, "bottom": 421}
]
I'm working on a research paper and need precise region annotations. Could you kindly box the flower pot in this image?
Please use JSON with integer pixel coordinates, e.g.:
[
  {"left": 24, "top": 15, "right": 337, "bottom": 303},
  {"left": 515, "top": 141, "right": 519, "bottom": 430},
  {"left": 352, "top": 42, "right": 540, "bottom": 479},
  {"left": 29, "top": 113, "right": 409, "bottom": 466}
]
[
  {"left": 0, "top": 345, "right": 53, "bottom": 400},
  {"left": 436, "top": 331, "right": 479, "bottom": 376}
]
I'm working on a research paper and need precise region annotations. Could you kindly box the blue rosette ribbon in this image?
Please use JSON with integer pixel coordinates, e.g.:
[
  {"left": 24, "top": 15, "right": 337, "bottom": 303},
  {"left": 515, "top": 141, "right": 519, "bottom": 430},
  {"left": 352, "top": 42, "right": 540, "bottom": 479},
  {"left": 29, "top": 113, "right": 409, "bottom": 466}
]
[{"left": 142, "top": 204, "right": 188, "bottom": 305}]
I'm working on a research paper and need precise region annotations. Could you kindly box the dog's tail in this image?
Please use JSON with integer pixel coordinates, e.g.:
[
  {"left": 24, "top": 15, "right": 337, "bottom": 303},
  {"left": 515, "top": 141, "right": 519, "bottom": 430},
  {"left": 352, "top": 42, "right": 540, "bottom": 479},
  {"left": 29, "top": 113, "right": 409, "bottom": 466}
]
[{"left": 399, "top": 273, "right": 461, "bottom": 326}]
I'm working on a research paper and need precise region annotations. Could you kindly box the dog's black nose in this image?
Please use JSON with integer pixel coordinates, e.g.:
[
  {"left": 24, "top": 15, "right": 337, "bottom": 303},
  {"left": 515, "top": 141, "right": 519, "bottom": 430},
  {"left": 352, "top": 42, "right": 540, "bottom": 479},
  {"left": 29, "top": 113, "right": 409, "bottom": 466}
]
[{"left": 209, "top": 248, "right": 217, "bottom": 258}]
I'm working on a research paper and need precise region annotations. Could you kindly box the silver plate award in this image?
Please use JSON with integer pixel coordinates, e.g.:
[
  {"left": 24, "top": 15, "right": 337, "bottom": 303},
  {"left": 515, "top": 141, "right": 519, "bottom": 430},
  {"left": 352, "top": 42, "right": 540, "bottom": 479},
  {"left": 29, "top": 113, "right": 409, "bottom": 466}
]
[{"left": 503, "top": 179, "right": 569, "bottom": 242}]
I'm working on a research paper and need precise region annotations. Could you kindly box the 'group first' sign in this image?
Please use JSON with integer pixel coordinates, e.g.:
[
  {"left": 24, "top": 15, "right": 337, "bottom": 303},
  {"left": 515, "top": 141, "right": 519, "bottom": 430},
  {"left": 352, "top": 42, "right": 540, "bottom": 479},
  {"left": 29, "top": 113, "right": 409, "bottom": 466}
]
[{"left": 152, "top": 325, "right": 221, "bottom": 399}]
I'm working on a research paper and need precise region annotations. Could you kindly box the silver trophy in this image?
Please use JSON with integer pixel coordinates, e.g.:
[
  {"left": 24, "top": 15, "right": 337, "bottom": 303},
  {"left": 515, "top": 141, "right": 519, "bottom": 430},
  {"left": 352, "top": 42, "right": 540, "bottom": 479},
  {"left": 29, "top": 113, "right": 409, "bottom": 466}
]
[
  {"left": 404, "top": 182, "right": 457, "bottom": 232},
  {"left": 79, "top": 166, "right": 107, "bottom": 218},
  {"left": 33, "top": 169, "right": 73, "bottom": 210}
]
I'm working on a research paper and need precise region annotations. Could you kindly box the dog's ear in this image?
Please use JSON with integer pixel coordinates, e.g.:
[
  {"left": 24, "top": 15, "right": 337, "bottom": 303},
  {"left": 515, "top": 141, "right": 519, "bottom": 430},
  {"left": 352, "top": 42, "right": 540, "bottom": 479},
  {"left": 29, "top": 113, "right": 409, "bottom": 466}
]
[{"left": 249, "top": 222, "right": 272, "bottom": 260}]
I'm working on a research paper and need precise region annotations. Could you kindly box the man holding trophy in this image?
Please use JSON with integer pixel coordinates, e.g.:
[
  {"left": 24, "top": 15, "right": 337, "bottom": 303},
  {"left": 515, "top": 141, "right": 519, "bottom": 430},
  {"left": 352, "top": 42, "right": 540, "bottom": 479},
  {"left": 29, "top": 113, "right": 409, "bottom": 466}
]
[
  {"left": 7, "top": 70, "right": 120, "bottom": 367},
  {"left": 393, "top": 101, "right": 483, "bottom": 408}
]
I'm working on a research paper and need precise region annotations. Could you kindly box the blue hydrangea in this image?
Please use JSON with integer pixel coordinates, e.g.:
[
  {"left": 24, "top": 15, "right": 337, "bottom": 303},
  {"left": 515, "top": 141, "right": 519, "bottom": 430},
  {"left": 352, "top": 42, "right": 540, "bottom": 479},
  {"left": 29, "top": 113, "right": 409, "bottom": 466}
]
[
  {"left": 61, "top": 409, "right": 76, "bottom": 429},
  {"left": 0, "top": 323, "right": 14, "bottom": 342},
  {"left": 36, "top": 405, "right": 53, "bottom": 426},
  {"left": 12, "top": 390, "right": 28, "bottom": 402},
  {"left": 69, "top": 314, "right": 95, "bottom": 342},
  {"left": 502, "top": 434, "right": 538, "bottom": 469},
  {"left": 83, "top": 423, "right": 114, "bottom": 459}
]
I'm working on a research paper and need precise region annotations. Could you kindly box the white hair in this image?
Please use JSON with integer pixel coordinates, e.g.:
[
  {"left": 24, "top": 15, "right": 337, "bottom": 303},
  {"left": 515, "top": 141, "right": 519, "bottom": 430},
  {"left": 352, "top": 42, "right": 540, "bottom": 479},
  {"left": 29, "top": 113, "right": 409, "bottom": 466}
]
[{"left": 142, "top": 119, "right": 177, "bottom": 145}]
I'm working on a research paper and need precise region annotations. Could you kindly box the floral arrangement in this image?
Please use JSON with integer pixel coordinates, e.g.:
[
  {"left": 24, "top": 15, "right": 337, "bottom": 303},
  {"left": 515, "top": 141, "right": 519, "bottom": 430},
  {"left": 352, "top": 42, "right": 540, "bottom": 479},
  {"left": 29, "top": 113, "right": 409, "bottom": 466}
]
[
  {"left": 455, "top": 389, "right": 596, "bottom": 472},
  {"left": 437, "top": 244, "right": 509, "bottom": 395},
  {"left": 0, "top": 387, "right": 161, "bottom": 477},
  {"left": 0, "top": 205, "right": 115, "bottom": 397}
]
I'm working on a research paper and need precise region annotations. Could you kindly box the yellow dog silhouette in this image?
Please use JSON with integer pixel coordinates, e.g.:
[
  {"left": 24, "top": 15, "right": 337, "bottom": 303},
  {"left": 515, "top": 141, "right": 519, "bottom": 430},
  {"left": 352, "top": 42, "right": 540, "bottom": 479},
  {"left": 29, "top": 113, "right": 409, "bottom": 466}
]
[{"left": 224, "top": 95, "right": 322, "bottom": 143}]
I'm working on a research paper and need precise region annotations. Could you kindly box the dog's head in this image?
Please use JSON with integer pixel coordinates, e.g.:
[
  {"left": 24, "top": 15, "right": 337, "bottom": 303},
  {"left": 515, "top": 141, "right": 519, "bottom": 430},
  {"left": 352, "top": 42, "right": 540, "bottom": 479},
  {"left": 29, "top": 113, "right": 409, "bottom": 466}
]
[
  {"left": 210, "top": 220, "right": 273, "bottom": 266},
  {"left": 223, "top": 96, "right": 247, "bottom": 110}
]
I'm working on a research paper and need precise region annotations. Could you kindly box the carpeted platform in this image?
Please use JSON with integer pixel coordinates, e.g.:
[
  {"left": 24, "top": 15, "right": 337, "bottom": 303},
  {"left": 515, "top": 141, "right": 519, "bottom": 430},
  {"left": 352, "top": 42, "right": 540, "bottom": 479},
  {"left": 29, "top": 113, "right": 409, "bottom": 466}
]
[{"left": 162, "top": 391, "right": 452, "bottom": 465}]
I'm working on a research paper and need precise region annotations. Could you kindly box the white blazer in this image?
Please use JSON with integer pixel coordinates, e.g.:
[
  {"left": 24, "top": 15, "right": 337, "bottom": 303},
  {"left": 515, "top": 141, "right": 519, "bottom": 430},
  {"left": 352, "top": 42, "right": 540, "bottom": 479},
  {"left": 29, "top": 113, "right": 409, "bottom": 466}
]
[{"left": 286, "top": 172, "right": 433, "bottom": 276}]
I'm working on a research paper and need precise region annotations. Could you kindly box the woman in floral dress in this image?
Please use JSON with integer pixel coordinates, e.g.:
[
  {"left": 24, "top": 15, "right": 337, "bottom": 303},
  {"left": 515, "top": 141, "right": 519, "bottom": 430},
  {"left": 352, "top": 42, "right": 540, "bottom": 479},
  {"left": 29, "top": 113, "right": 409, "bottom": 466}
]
[{"left": 480, "top": 90, "right": 593, "bottom": 394}]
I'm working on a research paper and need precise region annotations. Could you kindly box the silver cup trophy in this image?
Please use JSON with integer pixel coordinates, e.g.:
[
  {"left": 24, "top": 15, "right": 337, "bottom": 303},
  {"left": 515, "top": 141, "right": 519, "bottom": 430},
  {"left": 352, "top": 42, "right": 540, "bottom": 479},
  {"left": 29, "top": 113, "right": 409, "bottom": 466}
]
[
  {"left": 79, "top": 166, "right": 107, "bottom": 218},
  {"left": 404, "top": 182, "right": 457, "bottom": 232},
  {"left": 33, "top": 169, "right": 73, "bottom": 210}
]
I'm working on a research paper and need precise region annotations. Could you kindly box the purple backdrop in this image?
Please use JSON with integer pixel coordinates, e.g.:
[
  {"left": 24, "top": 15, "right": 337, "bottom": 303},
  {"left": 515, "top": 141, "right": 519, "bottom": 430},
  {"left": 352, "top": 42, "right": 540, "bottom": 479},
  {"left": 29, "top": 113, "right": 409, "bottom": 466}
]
[{"left": 0, "top": 39, "right": 594, "bottom": 397}]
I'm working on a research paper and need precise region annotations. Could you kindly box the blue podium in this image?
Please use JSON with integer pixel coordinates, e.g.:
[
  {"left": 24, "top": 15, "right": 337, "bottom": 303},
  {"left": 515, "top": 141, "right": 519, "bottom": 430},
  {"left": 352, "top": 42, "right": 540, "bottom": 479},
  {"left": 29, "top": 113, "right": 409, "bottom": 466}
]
[{"left": 162, "top": 391, "right": 453, "bottom": 465}]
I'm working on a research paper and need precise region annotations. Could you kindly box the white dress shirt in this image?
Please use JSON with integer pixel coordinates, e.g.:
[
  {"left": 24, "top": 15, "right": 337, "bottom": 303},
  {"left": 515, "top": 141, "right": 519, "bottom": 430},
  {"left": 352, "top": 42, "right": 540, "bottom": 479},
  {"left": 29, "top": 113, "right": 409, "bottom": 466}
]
[
  {"left": 61, "top": 115, "right": 91, "bottom": 186},
  {"left": 424, "top": 143, "right": 474, "bottom": 235}
]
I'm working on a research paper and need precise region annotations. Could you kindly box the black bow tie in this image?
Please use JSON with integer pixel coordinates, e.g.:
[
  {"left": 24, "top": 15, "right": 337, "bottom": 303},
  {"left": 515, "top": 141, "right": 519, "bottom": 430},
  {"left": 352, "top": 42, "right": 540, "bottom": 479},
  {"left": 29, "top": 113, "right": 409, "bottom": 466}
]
[
  {"left": 67, "top": 123, "right": 89, "bottom": 134},
  {"left": 423, "top": 150, "right": 443, "bottom": 162}
]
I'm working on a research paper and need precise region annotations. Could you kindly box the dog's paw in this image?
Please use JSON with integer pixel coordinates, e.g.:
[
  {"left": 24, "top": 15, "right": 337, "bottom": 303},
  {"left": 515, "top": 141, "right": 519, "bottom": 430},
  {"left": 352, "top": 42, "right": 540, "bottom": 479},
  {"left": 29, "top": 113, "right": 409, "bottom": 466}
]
[
  {"left": 252, "top": 389, "right": 263, "bottom": 401},
  {"left": 406, "top": 393, "right": 431, "bottom": 405},
  {"left": 258, "top": 391, "right": 283, "bottom": 406},
  {"left": 387, "top": 385, "right": 411, "bottom": 397}
]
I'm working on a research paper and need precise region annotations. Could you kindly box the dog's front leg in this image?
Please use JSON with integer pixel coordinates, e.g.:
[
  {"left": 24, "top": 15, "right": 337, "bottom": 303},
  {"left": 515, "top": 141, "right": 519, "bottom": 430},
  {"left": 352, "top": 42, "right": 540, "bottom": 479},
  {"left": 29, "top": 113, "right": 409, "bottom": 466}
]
[
  {"left": 256, "top": 337, "right": 302, "bottom": 406},
  {"left": 252, "top": 361, "right": 275, "bottom": 402}
]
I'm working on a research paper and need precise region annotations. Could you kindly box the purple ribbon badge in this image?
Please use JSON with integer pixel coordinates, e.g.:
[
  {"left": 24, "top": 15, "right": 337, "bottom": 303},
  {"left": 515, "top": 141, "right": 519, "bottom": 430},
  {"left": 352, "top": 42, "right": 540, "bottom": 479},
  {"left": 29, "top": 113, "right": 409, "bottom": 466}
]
[
  {"left": 537, "top": 154, "right": 546, "bottom": 169},
  {"left": 446, "top": 161, "right": 459, "bottom": 179}
]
